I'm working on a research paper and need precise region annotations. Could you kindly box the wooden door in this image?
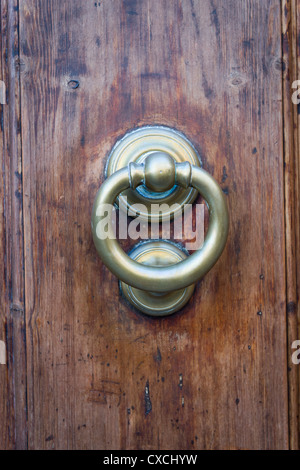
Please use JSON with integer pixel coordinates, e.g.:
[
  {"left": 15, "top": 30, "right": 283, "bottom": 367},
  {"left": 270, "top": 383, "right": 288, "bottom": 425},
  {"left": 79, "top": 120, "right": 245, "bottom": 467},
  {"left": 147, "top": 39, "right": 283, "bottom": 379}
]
[{"left": 1, "top": 0, "right": 299, "bottom": 450}]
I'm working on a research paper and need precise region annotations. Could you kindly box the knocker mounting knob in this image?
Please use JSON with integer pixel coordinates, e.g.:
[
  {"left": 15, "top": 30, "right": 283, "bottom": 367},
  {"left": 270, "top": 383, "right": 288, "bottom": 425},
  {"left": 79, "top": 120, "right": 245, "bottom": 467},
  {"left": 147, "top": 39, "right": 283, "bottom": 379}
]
[{"left": 143, "top": 152, "right": 176, "bottom": 192}]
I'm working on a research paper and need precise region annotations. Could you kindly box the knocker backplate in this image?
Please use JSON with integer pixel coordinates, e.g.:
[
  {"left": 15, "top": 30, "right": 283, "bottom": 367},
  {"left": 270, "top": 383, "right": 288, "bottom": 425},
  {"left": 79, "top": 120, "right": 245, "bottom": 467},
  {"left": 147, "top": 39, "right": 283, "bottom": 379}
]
[{"left": 105, "top": 126, "right": 202, "bottom": 222}]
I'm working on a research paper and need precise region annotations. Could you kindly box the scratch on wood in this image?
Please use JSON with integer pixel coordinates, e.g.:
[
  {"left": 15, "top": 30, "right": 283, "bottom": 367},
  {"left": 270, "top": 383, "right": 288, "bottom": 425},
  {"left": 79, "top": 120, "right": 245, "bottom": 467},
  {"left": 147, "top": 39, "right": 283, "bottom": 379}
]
[
  {"left": 154, "top": 347, "right": 162, "bottom": 363},
  {"left": 179, "top": 373, "right": 183, "bottom": 389},
  {"left": 87, "top": 380, "right": 122, "bottom": 406},
  {"left": 132, "top": 333, "right": 150, "bottom": 344},
  {"left": 145, "top": 380, "right": 152, "bottom": 416}
]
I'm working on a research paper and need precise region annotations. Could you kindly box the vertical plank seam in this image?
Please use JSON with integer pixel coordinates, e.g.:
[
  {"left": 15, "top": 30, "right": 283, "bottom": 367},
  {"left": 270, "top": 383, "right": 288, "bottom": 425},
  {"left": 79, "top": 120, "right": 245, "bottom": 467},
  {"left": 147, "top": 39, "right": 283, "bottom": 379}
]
[{"left": 15, "top": 0, "right": 28, "bottom": 450}]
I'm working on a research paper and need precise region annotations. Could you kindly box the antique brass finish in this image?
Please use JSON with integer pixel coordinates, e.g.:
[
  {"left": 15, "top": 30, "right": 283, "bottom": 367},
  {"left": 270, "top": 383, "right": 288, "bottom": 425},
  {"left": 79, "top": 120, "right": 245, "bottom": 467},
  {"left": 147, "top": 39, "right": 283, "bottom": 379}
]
[
  {"left": 120, "top": 241, "right": 195, "bottom": 316},
  {"left": 92, "top": 149, "right": 229, "bottom": 316},
  {"left": 105, "top": 126, "right": 201, "bottom": 222}
]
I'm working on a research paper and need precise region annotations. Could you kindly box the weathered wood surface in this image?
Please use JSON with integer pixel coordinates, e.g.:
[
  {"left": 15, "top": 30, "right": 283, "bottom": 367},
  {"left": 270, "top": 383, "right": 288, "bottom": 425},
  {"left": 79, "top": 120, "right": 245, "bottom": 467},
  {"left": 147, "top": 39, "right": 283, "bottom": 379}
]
[
  {"left": 293, "top": 0, "right": 300, "bottom": 449},
  {"left": 1, "top": 0, "right": 299, "bottom": 450},
  {"left": 282, "top": 0, "right": 300, "bottom": 450},
  {"left": 296, "top": 0, "right": 300, "bottom": 448},
  {"left": 0, "top": 0, "right": 27, "bottom": 449}
]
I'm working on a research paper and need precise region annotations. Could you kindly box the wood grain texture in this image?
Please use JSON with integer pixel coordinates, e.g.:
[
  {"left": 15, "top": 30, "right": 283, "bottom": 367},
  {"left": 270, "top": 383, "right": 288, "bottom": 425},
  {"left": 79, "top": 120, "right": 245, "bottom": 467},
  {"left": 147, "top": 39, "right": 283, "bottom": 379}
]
[
  {"left": 0, "top": 0, "right": 9, "bottom": 450},
  {"left": 282, "top": 0, "right": 300, "bottom": 450},
  {"left": 297, "top": 0, "right": 300, "bottom": 448},
  {"left": 294, "top": 0, "right": 300, "bottom": 448},
  {"left": 0, "top": 0, "right": 27, "bottom": 450},
  {"left": 2, "top": 0, "right": 289, "bottom": 449}
]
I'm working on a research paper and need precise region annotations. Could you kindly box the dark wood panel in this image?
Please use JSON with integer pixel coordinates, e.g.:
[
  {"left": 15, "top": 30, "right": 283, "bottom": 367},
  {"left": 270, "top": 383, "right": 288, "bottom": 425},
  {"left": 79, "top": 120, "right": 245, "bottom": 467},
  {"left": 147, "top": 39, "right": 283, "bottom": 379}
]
[
  {"left": 297, "top": 0, "right": 300, "bottom": 447},
  {"left": 0, "top": 0, "right": 9, "bottom": 449},
  {"left": 18, "top": 0, "right": 288, "bottom": 449},
  {"left": 0, "top": 0, "right": 27, "bottom": 450},
  {"left": 282, "top": 0, "right": 300, "bottom": 450},
  {"left": 293, "top": 0, "right": 300, "bottom": 449}
]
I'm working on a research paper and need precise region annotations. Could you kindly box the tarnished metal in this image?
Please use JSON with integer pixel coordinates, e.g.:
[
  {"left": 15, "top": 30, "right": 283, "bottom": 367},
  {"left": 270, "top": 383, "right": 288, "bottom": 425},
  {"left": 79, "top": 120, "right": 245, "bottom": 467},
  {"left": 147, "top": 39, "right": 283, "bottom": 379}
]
[
  {"left": 105, "top": 126, "right": 201, "bottom": 222},
  {"left": 92, "top": 133, "right": 229, "bottom": 316},
  {"left": 120, "top": 240, "right": 195, "bottom": 316}
]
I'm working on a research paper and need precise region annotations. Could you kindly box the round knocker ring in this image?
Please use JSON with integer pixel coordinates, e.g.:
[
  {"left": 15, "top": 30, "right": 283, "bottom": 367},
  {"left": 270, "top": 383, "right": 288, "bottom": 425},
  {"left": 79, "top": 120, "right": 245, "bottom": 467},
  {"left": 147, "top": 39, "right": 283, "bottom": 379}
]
[{"left": 91, "top": 150, "right": 229, "bottom": 316}]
